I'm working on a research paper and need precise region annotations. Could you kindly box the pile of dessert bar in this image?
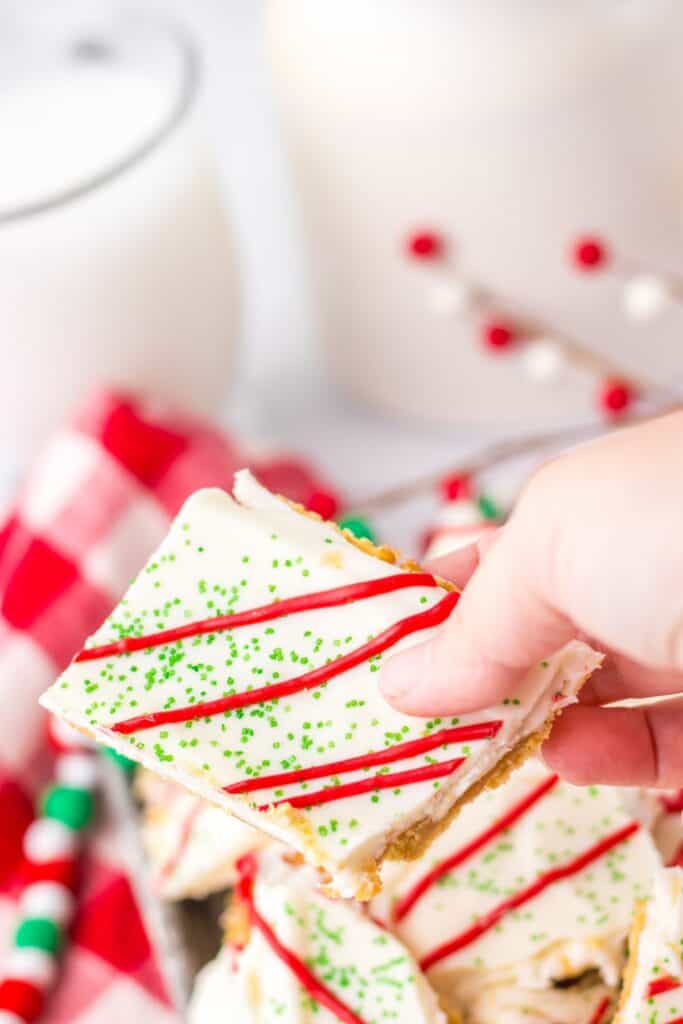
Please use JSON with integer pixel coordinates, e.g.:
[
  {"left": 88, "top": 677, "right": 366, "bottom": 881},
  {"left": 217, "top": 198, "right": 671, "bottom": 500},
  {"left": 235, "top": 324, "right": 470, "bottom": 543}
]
[{"left": 41, "top": 471, "right": 683, "bottom": 1024}]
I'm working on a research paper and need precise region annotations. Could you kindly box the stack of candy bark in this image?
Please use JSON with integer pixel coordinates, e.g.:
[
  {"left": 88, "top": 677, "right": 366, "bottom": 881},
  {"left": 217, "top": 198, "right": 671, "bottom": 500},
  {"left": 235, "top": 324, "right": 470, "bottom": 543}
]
[{"left": 39, "top": 471, "right": 683, "bottom": 1023}]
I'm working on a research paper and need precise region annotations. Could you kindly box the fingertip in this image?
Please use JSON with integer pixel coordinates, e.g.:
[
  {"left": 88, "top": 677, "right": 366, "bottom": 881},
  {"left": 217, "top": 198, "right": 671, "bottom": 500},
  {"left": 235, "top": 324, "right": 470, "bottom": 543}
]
[
  {"left": 379, "top": 641, "right": 462, "bottom": 716},
  {"left": 379, "top": 631, "right": 524, "bottom": 718},
  {"left": 540, "top": 705, "right": 604, "bottom": 784},
  {"left": 425, "top": 529, "right": 501, "bottom": 588},
  {"left": 540, "top": 735, "right": 593, "bottom": 787},
  {"left": 541, "top": 704, "right": 661, "bottom": 787},
  {"left": 385, "top": 520, "right": 572, "bottom": 721},
  {"left": 378, "top": 641, "right": 428, "bottom": 711},
  {"left": 424, "top": 544, "right": 480, "bottom": 589}
]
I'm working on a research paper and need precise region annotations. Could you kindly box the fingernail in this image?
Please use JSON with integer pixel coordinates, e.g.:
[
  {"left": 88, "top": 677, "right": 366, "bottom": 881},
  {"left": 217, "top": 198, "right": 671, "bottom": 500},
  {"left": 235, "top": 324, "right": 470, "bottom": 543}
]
[{"left": 379, "top": 644, "right": 426, "bottom": 703}]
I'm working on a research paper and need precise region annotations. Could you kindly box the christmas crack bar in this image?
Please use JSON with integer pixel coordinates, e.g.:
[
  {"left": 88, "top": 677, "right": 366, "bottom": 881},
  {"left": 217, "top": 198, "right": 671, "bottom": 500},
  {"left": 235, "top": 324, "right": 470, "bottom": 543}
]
[
  {"left": 372, "top": 761, "right": 660, "bottom": 1015},
  {"left": 187, "top": 848, "right": 451, "bottom": 1024},
  {"left": 40, "top": 469, "right": 602, "bottom": 899},
  {"left": 615, "top": 865, "right": 683, "bottom": 1024},
  {"left": 460, "top": 981, "right": 616, "bottom": 1024},
  {"left": 135, "top": 770, "right": 269, "bottom": 900}
]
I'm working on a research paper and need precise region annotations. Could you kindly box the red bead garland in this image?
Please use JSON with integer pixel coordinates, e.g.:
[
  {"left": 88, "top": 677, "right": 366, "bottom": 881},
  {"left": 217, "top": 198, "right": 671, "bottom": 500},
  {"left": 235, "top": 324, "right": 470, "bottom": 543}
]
[
  {"left": 439, "top": 473, "right": 473, "bottom": 502},
  {"left": 21, "top": 857, "right": 80, "bottom": 893},
  {"left": 306, "top": 489, "right": 340, "bottom": 521},
  {"left": 0, "top": 977, "right": 44, "bottom": 1021},
  {"left": 401, "top": 223, "right": 648, "bottom": 413},
  {"left": 0, "top": 719, "right": 100, "bottom": 1024},
  {"left": 598, "top": 378, "right": 634, "bottom": 418},
  {"left": 571, "top": 235, "right": 608, "bottom": 271},
  {"left": 405, "top": 231, "right": 443, "bottom": 260},
  {"left": 481, "top": 319, "right": 515, "bottom": 351}
]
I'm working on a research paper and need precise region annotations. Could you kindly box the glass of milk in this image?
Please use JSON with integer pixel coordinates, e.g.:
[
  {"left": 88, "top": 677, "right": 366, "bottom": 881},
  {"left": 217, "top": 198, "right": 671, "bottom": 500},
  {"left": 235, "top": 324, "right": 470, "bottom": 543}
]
[
  {"left": 0, "top": 8, "right": 239, "bottom": 469},
  {"left": 266, "top": 0, "right": 683, "bottom": 427}
]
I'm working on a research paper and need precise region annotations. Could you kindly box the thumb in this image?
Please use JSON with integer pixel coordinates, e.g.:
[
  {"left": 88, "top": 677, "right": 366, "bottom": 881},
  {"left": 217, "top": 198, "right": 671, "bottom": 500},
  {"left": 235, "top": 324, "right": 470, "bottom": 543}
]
[{"left": 380, "top": 520, "right": 574, "bottom": 716}]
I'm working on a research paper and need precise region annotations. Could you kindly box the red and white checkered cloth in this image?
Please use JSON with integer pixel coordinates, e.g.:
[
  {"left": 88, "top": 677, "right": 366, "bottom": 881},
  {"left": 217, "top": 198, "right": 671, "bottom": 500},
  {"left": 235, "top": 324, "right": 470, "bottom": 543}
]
[{"left": 0, "top": 390, "right": 335, "bottom": 1023}]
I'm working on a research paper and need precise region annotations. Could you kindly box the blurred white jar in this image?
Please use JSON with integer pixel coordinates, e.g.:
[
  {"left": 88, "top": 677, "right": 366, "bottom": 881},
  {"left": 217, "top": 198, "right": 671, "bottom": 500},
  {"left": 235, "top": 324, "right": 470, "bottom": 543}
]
[
  {"left": 266, "top": 0, "right": 683, "bottom": 425},
  {"left": 0, "top": 11, "right": 239, "bottom": 465}
]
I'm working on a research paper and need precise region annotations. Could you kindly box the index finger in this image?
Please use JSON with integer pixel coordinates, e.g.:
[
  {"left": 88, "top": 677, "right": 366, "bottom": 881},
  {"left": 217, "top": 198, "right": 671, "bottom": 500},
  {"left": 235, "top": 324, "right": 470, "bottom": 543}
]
[{"left": 425, "top": 529, "right": 501, "bottom": 589}]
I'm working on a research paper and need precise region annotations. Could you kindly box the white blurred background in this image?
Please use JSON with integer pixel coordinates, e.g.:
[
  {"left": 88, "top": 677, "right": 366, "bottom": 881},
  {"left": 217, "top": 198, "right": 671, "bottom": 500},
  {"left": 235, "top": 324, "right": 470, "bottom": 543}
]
[
  {"left": 4, "top": 0, "right": 683, "bottom": 548},
  {"left": 157, "top": 0, "right": 490, "bottom": 511},
  {"left": 3, "top": 0, "right": 504, "bottom": 547}
]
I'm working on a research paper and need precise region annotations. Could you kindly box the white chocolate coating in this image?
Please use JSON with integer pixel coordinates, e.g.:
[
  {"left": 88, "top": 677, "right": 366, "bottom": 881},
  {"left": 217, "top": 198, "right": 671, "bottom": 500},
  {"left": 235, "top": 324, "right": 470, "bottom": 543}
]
[
  {"left": 615, "top": 866, "right": 683, "bottom": 1024},
  {"left": 42, "top": 470, "right": 601, "bottom": 897},
  {"left": 188, "top": 952, "right": 251, "bottom": 1024},
  {"left": 374, "top": 762, "right": 659, "bottom": 1010},
  {"left": 187, "top": 851, "right": 446, "bottom": 1024},
  {"left": 462, "top": 981, "right": 614, "bottom": 1024},
  {"left": 136, "top": 771, "right": 268, "bottom": 900}
]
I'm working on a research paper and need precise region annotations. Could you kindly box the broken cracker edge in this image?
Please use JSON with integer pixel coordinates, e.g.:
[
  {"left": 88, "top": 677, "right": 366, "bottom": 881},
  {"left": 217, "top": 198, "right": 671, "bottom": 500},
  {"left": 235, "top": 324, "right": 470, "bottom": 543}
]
[
  {"left": 612, "top": 898, "right": 647, "bottom": 1024},
  {"left": 223, "top": 888, "right": 462, "bottom": 1024}
]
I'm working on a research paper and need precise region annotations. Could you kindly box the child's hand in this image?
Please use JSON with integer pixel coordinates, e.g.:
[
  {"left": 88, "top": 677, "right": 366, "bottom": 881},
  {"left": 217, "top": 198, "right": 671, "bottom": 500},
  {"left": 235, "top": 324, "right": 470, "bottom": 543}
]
[{"left": 380, "top": 411, "right": 683, "bottom": 788}]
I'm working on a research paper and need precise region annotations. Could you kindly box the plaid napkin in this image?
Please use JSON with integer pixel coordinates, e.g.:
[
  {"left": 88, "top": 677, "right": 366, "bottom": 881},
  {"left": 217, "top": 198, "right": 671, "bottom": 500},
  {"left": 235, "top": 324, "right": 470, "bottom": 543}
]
[{"left": 0, "top": 390, "right": 333, "bottom": 1023}]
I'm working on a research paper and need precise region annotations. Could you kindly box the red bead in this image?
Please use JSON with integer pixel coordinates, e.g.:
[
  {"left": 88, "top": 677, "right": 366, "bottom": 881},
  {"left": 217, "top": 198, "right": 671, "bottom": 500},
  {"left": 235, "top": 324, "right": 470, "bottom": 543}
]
[
  {"left": 439, "top": 473, "right": 473, "bottom": 502},
  {"left": 597, "top": 378, "right": 634, "bottom": 418},
  {"left": 660, "top": 789, "right": 683, "bottom": 814},
  {"left": 306, "top": 489, "right": 340, "bottom": 521},
  {"left": 481, "top": 319, "right": 515, "bottom": 351},
  {"left": 0, "top": 977, "right": 44, "bottom": 1021},
  {"left": 571, "top": 235, "right": 608, "bottom": 271},
  {"left": 670, "top": 841, "right": 683, "bottom": 868},
  {"left": 22, "top": 857, "right": 80, "bottom": 892},
  {"left": 405, "top": 231, "right": 443, "bottom": 260}
]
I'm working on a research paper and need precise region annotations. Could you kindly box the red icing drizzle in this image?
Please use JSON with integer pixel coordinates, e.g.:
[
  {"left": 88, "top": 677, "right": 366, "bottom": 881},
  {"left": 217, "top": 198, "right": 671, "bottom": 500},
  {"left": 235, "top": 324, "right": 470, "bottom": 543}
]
[
  {"left": 110, "top": 589, "right": 459, "bottom": 735},
  {"left": 419, "top": 820, "right": 640, "bottom": 970},
  {"left": 236, "top": 855, "right": 367, "bottom": 1024},
  {"left": 76, "top": 573, "right": 439, "bottom": 663},
  {"left": 393, "top": 773, "right": 560, "bottom": 922},
  {"left": 588, "top": 995, "right": 611, "bottom": 1024},
  {"left": 256, "top": 756, "right": 467, "bottom": 811},
  {"left": 224, "top": 722, "right": 502, "bottom": 797},
  {"left": 647, "top": 975, "right": 682, "bottom": 998},
  {"left": 159, "top": 797, "right": 203, "bottom": 882}
]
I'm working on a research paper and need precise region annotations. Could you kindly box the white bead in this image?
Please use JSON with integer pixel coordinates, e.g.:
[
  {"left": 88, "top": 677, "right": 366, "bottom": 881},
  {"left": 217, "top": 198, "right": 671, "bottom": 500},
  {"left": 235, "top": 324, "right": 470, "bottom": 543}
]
[
  {"left": 5, "top": 948, "right": 56, "bottom": 988},
  {"left": 48, "top": 716, "right": 93, "bottom": 752},
  {"left": 440, "top": 500, "right": 482, "bottom": 527},
  {"left": 56, "top": 753, "right": 98, "bottom": 790},
  {"left": 622, "top": 274, "right": 671, "bottom": 320},
  {"left": 23, "top": 819, "right": 77, "bottom": 863},
  {"left": 0, "top": 1011, "right": 26, "bottom": 1024},
  {"left": 428, "top": 278, "right": 473, "bottom": 316},
  {"left": 20, "top": 881, "right": 74, "bottom": 925},
  {"left": 521, "top": 339, "right": 565, "bottom": 381}
]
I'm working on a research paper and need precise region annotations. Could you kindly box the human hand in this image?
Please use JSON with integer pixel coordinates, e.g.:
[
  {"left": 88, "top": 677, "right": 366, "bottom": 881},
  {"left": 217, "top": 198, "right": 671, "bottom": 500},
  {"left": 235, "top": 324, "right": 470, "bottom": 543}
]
[{"left": 380, "top": 411, "right": 683, "bottom": 788}]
